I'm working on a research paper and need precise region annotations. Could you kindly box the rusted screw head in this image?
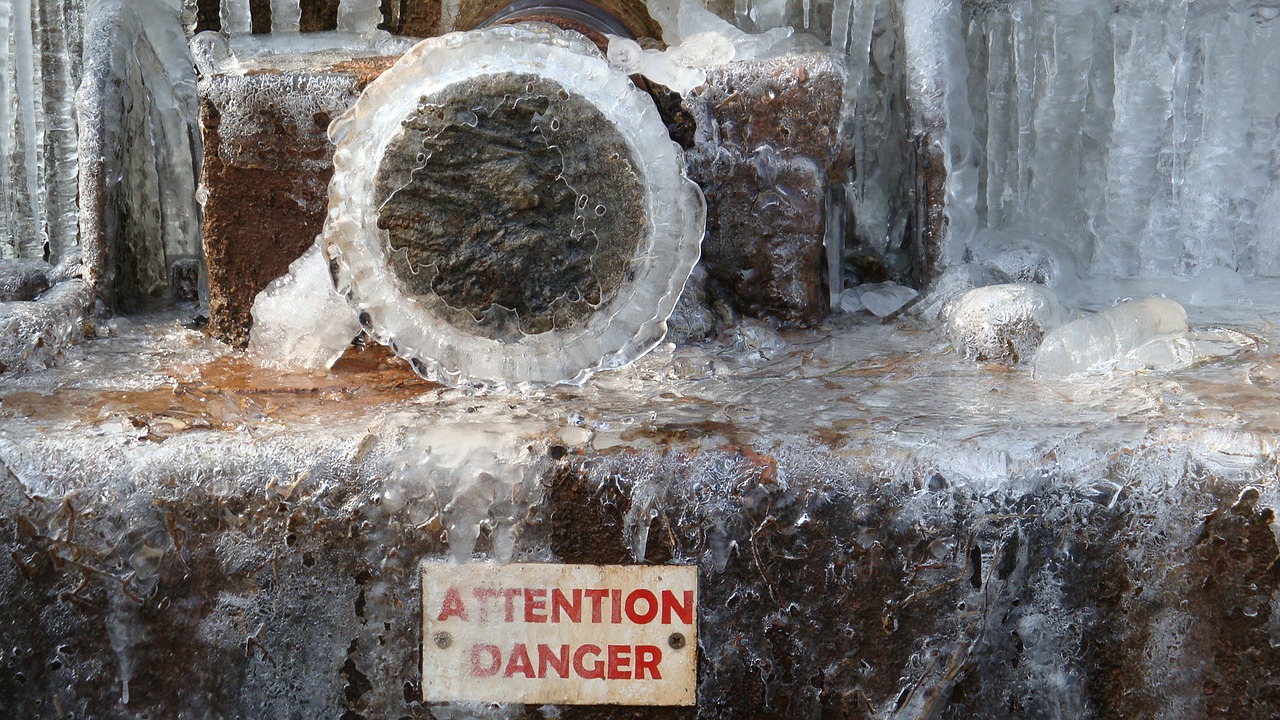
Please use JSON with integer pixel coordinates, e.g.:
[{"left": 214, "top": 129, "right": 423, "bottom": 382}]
[
  {"left": 668, "top": 632, "right": 686, "bottom": 650},
  {"left": 433, "top": 632, "right": 452, "bottom": 649}
]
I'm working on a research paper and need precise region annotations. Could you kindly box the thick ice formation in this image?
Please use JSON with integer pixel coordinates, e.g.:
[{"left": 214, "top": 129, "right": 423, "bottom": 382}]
[
  {"left": 943, "top": 283, "right": 1064, "bottom": 364},
  {"left": 248, "top": 241, "right": 361, "bottom": 371},
  {"left": 0, "top": 278, "right": 91, "bottom": 374},
  {"left": 918, "top": 0, "right": 1280, "bottom": 279},
  {"left": 645, "top": 0, "right": 793, "bottom": 61},
  {"left": 383, "top": 423, "right": 552, "bottom": 562},
  {"left": 1033, "top": 298, "right": 1189, "bottom": 380},
  {"left": 605, "top": 36, "right": 708, "bottom": 95},
  {"left": 79, "top": 0, "right": 203, "bottom": 303},
  {"left": 324, "top": 24, "right": 704, "bottom": 387}
]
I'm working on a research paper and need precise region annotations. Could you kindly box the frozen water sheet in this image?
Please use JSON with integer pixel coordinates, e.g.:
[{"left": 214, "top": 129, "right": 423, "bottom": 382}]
[{"left": 324, "top": 24, "right": 704, "bottom": 388}]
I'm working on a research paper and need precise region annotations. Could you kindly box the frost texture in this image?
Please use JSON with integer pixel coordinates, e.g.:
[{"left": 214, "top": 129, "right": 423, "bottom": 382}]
[
  {"left": 325, "top": 25, "right": 704, "bottom": 387},
  {"left": 248, "top": 241, "right": 360, "bottom": 371},
  {"left": 1033, "top": 297, "right": 1188, "bottom": 379}
]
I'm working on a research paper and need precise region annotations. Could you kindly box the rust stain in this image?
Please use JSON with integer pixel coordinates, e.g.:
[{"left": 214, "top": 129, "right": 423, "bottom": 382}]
[{"left": 0, "top": 344, "right": 438, "bottom": 433}]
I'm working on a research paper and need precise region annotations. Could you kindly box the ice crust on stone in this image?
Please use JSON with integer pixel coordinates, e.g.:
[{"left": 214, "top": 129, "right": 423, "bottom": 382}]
[
  {"left": 324, "top": 24, "right": 704, "bottom": 387},
  {"left": 1034, "top": 298, "right": 1189, "bottom": 380},
  {"left": 0, "top": 259, "right": 53, "bottom": 301},
  {"left": 0, "top": 278, "right": 91, "bottom": 374},
  {"left": 248, "top": 241, "right": 361, "bottom": 371},
  {"left": 943, "top": 283, "right": 1064, "bottom": 364}
]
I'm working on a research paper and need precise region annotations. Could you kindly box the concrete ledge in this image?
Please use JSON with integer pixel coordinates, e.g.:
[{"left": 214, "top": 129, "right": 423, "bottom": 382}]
[{"left": 2, "top": 309, "right": 1278, "bottom": 717}]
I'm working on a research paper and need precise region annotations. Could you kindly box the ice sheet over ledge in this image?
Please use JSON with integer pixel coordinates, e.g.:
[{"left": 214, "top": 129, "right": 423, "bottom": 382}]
[
  {"left": 7, "top": 278, "right": 1280, "bottom": 488},
  {"left": 322, "top": 24, "right": 705, "bottom": 388}
]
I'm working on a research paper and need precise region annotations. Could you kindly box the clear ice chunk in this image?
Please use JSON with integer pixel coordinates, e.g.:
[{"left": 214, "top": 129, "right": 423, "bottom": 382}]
[
  {"left": 248, "top": 241, "right": 361, "bottom": 371},
  {"left": 857, "top": 282, "right": 918, "bottom": 317},
  {"left": 1033, "top": 298, "right": 1188, "bottom": 380}
]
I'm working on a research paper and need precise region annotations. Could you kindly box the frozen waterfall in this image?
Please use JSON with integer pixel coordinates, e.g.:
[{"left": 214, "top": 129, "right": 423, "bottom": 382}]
[{"left": 813, "top": 0, "right": 1280, "bottom": 285}]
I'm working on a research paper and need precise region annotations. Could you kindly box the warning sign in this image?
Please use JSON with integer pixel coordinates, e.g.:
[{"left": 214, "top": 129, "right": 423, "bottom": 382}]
[{"left": 421, "top": 562, "right": 697, "bottom": 705}]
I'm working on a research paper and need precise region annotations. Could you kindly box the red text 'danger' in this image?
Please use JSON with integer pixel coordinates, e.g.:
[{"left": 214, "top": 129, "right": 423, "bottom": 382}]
[{"left": 469, "top": 643, "right": 664, "bottom": 681}]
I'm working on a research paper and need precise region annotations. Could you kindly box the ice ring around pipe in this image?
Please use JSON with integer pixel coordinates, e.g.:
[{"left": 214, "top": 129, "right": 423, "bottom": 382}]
[{"left": 324, "top": 24, "right": 704, "bottom": 387}]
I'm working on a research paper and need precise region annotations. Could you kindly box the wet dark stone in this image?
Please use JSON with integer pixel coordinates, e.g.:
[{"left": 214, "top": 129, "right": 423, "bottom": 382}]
[
  {"left": 374, "top": 73, "right": 646, "bottom": 341},
  {"left": 682, "top": 52, "right": 845, "bottom": 326}
]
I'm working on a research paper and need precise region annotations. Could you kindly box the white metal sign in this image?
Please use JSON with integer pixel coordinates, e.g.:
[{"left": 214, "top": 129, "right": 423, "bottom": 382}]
[{"left": 421, "top": 562, "right": 697, "bottom": 705}]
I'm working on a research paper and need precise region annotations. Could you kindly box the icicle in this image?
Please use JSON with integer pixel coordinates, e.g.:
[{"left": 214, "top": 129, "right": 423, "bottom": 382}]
[
  {"left": 337, "top": 0, "right": 381, "bottom": 34},
  {"left": 38, "top": 0, "right": 83, "bottom": 262},
  {"left": 829, "top": 0, "right": 852, "bottom": 54},
  {"left": 0, "top": 0, "right": 15, "bottom": 259},
  {"left": 13, "top": 0, "right": 47, "bottom": 258},
  {"left": 220, "top": 0, "right": 251, "bottom": 34},
  {"left": 270, "top": 0, "right": 301, "bottom": 33}
]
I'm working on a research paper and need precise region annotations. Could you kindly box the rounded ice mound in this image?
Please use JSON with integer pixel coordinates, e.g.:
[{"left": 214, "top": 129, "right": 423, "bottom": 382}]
[
  {"left": 323, "top": 24, "right": 705, "bottom": 387},
  {"left": 1033, "top": 298, "right": 1188, "bottom": 380},
  {"left": 942, "top": 283, "right": 1063, "bottom": 364}
]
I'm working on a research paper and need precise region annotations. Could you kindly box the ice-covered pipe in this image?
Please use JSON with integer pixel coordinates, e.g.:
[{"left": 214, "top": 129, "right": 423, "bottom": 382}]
[{"left": 315, "top": 24, "right": 704, "bottom": 387}]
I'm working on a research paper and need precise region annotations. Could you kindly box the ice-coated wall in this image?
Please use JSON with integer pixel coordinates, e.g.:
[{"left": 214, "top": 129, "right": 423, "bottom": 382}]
[
  {"left": 1, "top": 0, "right": 201, "bottom": 305},
  {"left": 967, "top": 0, "right": 1280, "bottom": 277},
  {"left": 720, "top": 0, "right": 1280, "bottom": 282}
]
